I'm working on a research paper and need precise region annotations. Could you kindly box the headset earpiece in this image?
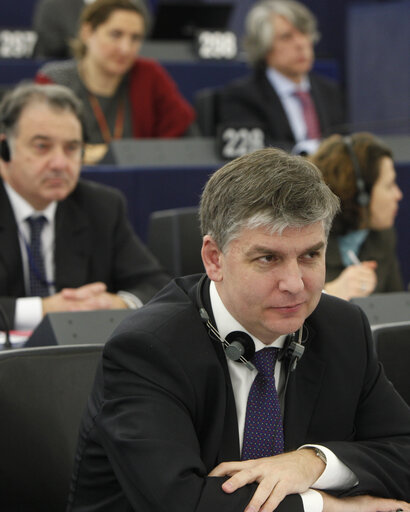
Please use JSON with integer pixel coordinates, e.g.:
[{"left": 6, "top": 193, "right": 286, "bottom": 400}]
[
  {"left": 225, "top": 331, "right": 255, "bottom": 362},
  {"left": 0, "top": 139, "right": 10, "bottom": 162},
  {"left": 343, "top": 136, "right": 370, "bottom": 207}
]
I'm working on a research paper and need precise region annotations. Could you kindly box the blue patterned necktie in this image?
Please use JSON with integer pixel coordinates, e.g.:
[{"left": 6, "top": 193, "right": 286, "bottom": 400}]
[
  {"left": 26, "top": 215, "right": 49, "bottom": 297},
  {"left": 241, "top": 347, "right": 284, "bottom": 460}
]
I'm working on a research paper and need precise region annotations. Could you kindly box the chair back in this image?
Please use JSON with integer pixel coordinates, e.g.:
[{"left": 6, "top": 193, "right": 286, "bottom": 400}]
[
  {"left": 350, "top": 292, "right": 410, "bottom": 325},
  {"left": 194, "top": 88, "right": 221, "bottom": 136},
  {"left": 372, "top": 321, "right": 410, "bottom": 406},
  {"left": 147, "top": 206, "right": 204, "bottom": 277},
  {"left": 0, "top": 344, "right": 103, "bottom": 511}
]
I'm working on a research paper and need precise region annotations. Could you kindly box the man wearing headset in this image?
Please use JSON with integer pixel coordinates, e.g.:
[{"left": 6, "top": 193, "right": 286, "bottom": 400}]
[
  {"left": 0, "top": 82, "right": 169, "bottom": 332},
  {"left": 68, "top": 148, "right": 410, "bottom": 512}
]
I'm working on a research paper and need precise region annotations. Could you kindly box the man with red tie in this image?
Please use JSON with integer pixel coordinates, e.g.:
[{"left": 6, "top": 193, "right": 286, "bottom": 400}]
[{"left": 219, "top": 0, "right": 345, "bottom": 154}]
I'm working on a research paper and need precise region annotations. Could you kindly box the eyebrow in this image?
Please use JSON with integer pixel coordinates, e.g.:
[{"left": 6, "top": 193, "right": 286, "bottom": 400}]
[
  {"left": 30, "top": 135, "right": 82, "bottom": 145},
  {"left": 245, "top": 240, "right": 326, "bottom": 258}
]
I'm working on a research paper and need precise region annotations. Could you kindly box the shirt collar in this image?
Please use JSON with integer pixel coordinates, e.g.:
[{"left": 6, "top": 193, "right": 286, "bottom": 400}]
[
  {"left": 209, "top": 280, "right": 287, "bottom": 351},
  {"left": 266, "top": 67, "right": 311, "bottom": 98},
  {"left": 4, "top": 181, "right": 57, "bottom": 225}
]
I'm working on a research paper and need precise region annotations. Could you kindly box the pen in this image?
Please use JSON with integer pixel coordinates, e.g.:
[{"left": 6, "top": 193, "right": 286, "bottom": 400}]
[{"left": 347, "top": 250, "right": 361, "bottom": 266}]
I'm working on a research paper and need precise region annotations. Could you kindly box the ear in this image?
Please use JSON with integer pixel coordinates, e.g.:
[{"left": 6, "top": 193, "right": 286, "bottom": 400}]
[
  {"left": 79, "top": 23, "right": 93, "bottom": 44},
  {"left": 201, "top": 235, "right": 224, "bottom": 282}
]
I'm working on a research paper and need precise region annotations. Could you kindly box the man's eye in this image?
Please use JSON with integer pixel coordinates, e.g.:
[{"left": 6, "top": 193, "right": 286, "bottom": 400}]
[
  {"left": 259, "top": 255, "right": 275, "bottom": 263},
  {"left": 34, "top": 143, "right": 50, "bottom": 151},
  {"left": 304, "top": 251, "right": 320, "bottom": 260}
]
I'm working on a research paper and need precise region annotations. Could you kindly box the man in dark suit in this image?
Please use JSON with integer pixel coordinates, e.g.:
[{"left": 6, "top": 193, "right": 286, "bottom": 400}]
[
  {"left": 0, "top": 82, "right": 169, "bottom": 331},
  {"left": 219, "top": 0, "right": 344, "bottom": 153},
  {"left": 68, "top": 148, "right": 410, "bottom": 512}
]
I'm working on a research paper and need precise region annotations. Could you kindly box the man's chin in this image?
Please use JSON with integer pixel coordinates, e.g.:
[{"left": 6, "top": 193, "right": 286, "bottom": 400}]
[{"left": 45, "top": 186, "right": 73, "bottom": 202}]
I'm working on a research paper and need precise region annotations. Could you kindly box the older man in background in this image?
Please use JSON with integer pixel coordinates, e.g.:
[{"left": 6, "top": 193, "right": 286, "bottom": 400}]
[{"left": 219, "top": 0, "right": 345, "bottom": 153}]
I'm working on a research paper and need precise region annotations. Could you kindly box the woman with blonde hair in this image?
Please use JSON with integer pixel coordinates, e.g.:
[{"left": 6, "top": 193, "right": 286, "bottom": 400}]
[
  {"left": 311, "top": 132, "right": 403, "bottom": 300},
  {"left": 35, "top": 0, "right": 195, "bottom": 162}
]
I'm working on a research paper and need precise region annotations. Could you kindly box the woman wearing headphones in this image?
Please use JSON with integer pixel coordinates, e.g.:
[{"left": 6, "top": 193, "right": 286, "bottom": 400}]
[
  {"left": 310, "top": 132, "right": 403, "bottom": 300},
  {"left": 35, "top": 0, "right": 195, "bottom": 163}
]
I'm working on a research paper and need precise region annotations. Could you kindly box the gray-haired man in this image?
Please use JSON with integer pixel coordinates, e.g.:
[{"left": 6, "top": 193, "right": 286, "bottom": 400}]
[
  {"left": 0, "top": 82, "right": 169, "bottom": 331},
  {"left": 68, "top": 148, "right": 410, "bottom": 512},
  {"left": 219, "top": 0, "right": 345, "bottom": 153}
]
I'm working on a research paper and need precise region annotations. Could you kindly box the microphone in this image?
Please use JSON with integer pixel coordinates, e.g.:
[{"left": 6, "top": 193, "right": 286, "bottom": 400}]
[
  {"left": 0, "top": 304, "right": 12, "bottom": 350},
  {"left": 278, "top": 326, "right": 306, "bottom": 371}
]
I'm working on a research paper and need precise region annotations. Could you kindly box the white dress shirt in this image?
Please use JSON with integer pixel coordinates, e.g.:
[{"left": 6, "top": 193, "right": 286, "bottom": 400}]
[
  {"left": 4, "top": 182, "right": 56, "bottom": 330},
  {"left": 266, "top": 68, "right": 320, "bottom": 154},
  {"left": 209, "top": 281, "right": 357, "bottom": 512}
]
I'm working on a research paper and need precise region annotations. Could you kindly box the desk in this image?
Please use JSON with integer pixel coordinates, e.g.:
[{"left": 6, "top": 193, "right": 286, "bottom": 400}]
[{"left": 82, "top": 160, "right": 410, "bottom": 289}]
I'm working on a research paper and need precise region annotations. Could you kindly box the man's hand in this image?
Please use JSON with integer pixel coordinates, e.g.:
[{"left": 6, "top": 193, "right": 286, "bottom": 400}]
[
  {"left": 320, "top": 491, "right": 410, "bottom": 512},
  {"left": 325, "top": 261, "right": 377, "bottom": 300},
  {"left": 209, "top": 449, "right": 325, "bottom": 512},
  {"left": 42, "top": 282, "right": 128, "bottom": 315}
]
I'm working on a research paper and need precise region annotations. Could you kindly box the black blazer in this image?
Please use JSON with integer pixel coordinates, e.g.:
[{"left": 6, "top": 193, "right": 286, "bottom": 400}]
[
  {"left": 67, "top": 275, "right": 410, "bottom": 511},
  {"left": 0, "top": 179, "right": 170, "bottom": 328},
  {"left": 219, "top": 70, "right": 345, "bottom": 148}
]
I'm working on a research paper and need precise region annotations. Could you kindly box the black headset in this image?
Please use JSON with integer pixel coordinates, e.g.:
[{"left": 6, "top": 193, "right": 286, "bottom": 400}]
[
  {"left": 196, "top": 274, "right": 306, "bottom": 373},
  {"left": 1, "top": 102, "right": 13, "bottom": 162},
  {"left": 343, "top": 136, "right": 370, "bottom": 207},
  {"left": 0, "top": 139, "right": 11, "bottom": 162}
]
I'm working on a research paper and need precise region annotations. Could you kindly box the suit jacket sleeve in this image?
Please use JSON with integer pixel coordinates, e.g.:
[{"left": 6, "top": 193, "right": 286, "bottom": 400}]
[
  {"left": 311, "top": 303, "right": 410, "bottom": 499},
  {"left": 54, "top": 180, "right": 171, "bottom": 305}
]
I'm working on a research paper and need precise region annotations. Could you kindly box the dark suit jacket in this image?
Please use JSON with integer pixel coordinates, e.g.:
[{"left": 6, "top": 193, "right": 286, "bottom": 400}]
[
  {"left": 0, "top": 179, "right": 170, "bottom": 329},
  {"left": 326, "top": 228, "right": 404, "bottom": 292},
  {"left": 218, "top": 69, "right": 345, "bottom": 148},
  {"left": 67, "top": 275, "right": 410, "bottom": 511}
]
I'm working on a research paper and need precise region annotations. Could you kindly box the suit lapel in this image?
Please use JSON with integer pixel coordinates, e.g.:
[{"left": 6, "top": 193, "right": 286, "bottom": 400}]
[
  {"left": 283, "top": 324, "right": 327, "bottom": 451},
  {"left": 215, "top": 344, "right": 242, "bottom": 462},
  {"left": 54, "top": 195, "right": 92, "bottom": 290},
  {"left": 257, "top": 72, "right": 295, "bottom": 143},
  {"left": 191, "top": 277, "right": 241, "bottom": 462},
  {"left": 0, "top": 182, "right": 26, "bottom": 296},
  {"left": 310, "top": 74, "right": 328, "bottom": 136}
]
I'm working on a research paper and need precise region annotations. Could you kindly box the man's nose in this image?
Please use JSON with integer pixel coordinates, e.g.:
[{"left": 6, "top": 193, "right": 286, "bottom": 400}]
[
  {"left": 277, "top": 260, "right": 304, "bottom": 294},
  {"left": 49, "top": 146, "right": 69, "bottom": 169}
]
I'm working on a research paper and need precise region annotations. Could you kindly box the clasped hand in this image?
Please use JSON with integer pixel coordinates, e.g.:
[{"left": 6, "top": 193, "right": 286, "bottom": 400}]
[{"left": 42, "top": 281, "right": 127, "bottom": 314}]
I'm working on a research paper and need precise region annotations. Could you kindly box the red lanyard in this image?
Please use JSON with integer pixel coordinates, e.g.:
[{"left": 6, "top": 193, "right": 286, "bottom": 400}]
[{"left": 88, "top": 93, "right": 125, "bottom": 144}]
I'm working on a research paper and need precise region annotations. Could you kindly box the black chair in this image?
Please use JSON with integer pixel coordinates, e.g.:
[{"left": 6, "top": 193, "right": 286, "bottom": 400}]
[
  {"left": 372, "top": 322, "right": 410, "bottom": 406},
  {"left": 147, "top": 206, "right": 204, "bottom": 277},
  {"left": 194, "top": 87, "right": 221, "bottom": 136},
  {"left": 0, "top": 344, "right": 103, "bottom": 511}
]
